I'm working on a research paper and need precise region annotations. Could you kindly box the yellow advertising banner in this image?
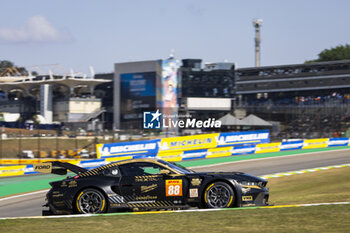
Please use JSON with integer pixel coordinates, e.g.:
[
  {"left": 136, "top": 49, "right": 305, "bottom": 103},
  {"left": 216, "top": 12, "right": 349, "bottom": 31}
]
[
  {"left": 255, "top": 143, "right": 281, "bottom": 154},
  {"left": 159, "top": 133, "right": 219, "bottom": 152},
  {"left": 157, "top": 151, "right": 184, "bottom": 162},
  {"left": 0, "top": 165, "right": 26, "bottom": 177},
  {"left": 0, "top": 158, "right": 81, "bottom": 165},
  {"left": 96, "top": 144, "right": 104, "bottom": 158},
  {"left": 206, "top": 147, "right": 233, "bottom": 158},
  {"left": 303, "top": 138, "right": 329, "bottom": 149}
]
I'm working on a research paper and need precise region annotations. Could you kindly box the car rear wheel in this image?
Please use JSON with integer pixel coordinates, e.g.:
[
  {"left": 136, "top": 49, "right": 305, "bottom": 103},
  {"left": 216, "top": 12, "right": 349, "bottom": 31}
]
[
  {"left": 75, "top": 188, "right": 107, "bottom": 214},
  {"left": 204, "top": 182, "right": 234, "bottom": 208}
]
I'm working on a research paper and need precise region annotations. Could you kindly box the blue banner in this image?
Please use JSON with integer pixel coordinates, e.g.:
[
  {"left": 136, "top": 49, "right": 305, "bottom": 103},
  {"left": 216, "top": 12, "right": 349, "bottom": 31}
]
[
  {"left": 217, "top": 130, "right": 270, "bottom": 147},
  {"left": 280, "top": 140, "right": 304, "bottom": 151},
  {"left": 328, "top": 138, "right": 349, "bottom": 147},
  {"left": 181, "top": 149, "right": 208, "bottom": 160},
  {"left": 231, "top": 145, "right": 256, "bottom": 155},
  {"left": 98, "top": 139, "right": 160, "bottom": 158}
]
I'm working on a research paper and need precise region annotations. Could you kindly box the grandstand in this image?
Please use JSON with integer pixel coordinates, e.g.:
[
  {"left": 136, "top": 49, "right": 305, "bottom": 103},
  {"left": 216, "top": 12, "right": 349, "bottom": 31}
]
[{"left": 235, "top": 60, "right": 350, "bottom": 140}]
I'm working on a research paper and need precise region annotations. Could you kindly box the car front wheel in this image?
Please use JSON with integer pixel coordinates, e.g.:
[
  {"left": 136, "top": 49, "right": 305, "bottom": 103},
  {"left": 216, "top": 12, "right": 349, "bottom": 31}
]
[{"left": 204, "top": 182, "right": 234, "bottom": 208}]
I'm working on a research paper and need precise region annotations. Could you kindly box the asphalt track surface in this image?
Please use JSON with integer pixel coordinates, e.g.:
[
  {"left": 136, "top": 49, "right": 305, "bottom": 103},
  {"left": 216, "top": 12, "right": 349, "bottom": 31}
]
[{"left": 1, "top": 149, "right": 350, "bottom": 218}]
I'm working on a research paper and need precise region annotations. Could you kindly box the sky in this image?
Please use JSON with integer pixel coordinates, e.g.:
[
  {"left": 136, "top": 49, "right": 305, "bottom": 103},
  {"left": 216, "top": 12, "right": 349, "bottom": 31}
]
[{"left": 0, "top": 0, "right": 349, "bottom": 75}]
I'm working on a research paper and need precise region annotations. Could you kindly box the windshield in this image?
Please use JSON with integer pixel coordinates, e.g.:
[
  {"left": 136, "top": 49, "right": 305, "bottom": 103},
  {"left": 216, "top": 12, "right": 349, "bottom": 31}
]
[{"left": 158, "top": 160, "right": 194, "bottom": 174}]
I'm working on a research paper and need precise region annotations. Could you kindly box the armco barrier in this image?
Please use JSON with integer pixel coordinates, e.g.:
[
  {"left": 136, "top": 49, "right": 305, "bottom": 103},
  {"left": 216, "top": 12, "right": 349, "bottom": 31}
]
[{"left": 1, "top": 135, "right": 350, "bottom": 177}]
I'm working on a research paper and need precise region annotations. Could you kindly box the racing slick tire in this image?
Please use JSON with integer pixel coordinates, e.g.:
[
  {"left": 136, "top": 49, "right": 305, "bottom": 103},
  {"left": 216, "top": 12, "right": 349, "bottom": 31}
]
[
  {"left": 203, "top": 182, "right": 235, "bottom": 208},
  {"left": 75, "top": 188, "right": 107, "bottom": 214}
]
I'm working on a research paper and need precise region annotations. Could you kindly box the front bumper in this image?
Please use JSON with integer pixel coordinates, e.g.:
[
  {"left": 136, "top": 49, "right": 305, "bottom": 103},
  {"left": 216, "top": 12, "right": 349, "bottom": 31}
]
[{"left": 240, "top": 186, "right": 269, "bottom": 207}]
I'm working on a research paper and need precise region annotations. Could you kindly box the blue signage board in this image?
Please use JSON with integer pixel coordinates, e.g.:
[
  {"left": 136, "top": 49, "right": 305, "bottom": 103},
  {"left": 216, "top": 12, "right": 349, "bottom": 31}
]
[
  {"left": 231, "top": 145, "right": 256, "bottom": 155},
  {"left": 217, "top": 130, "right": 270, "bottom": 147},
  {"left": 98, "top": 139, "right": 160, "bottom": 158},
  {"left": 280, "top": 140, "right": 304, "bottom": 151},
  {"left": 328, "top": 138, "right": 349, "bottom": 147}
]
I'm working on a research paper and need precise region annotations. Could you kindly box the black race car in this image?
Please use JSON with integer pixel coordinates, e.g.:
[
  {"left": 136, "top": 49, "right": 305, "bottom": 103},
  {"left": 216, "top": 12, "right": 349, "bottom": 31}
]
[{"left": 34, "top": 158, "right": 269, "bottom": 215}]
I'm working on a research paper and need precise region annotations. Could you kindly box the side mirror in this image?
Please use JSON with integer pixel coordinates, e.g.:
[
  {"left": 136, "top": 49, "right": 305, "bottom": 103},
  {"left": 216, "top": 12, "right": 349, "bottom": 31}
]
[{"left": 160, "top": 169, "right": 171, "bottom": 175}]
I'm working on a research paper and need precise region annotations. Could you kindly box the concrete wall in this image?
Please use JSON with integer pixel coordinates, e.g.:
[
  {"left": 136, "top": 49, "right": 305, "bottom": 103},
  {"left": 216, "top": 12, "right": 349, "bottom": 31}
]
[
  {"left": 53, "top": 98, "right": 101, "bottom": 122},
  {"left": 69, "top": 99, "right": 101, "bottom": 114}
]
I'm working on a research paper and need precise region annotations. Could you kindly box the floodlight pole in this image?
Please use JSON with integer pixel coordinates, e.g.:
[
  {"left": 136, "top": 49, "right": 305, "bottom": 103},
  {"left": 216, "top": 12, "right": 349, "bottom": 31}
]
[{"left": 253, "top": 19, "right": 263, "bottom": 67}]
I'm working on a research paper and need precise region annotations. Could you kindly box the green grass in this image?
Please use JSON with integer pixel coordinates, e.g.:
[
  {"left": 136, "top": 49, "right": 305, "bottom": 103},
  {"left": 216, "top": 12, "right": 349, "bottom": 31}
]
[
  {"left": 268, "top": 166, "right": 350, "bottom": 205},
  {"left": 1, "top": 166, "right": 350, "bottom": 232},
  {"left": 1, "top": 205, "right": 349, "bottom": 233},
  {"left": 0, "top": 174, "right": 64, "bottom": 197}
]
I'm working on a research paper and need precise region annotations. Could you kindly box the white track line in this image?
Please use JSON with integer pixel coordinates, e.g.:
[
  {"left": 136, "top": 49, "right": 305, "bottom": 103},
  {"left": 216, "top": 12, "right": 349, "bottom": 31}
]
[
  {"left": 260, "top": 163, "right": 350, "bottom": 179},
  {"left": 0, "top": 189, "right": 48, "bottom": 202},
  {"left": 188, "top": 148, "right": 350, "bottom": 169}
]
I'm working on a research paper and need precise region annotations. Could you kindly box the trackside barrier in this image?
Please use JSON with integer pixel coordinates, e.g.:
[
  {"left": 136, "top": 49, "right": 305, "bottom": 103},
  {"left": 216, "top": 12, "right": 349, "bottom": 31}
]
[
  {"left": 0, "top": 158, "right": 82, "bottom": 165},
  {"left": 96, "top": 130, "right": 270, "bottom": 161},
  {"left": 1, "top": 134, "right": 350, "bottom": 177}
]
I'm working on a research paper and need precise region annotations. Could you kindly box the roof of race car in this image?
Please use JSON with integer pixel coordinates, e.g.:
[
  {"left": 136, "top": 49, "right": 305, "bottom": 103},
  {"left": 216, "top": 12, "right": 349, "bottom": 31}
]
[{"left": 79, "top": 158, "right": 180, "bottom": 177}]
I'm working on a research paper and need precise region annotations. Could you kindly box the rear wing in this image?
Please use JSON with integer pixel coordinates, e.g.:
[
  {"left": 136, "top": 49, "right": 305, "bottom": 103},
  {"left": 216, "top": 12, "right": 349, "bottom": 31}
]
[{"left": 33, "top": 161, "right": 88, "bottom": 175}]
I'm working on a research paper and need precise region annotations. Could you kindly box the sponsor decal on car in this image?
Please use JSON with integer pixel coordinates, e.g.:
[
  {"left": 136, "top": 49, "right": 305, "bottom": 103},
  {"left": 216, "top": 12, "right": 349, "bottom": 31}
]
[
  {"left": 135, "top": 175, "right": 160, "bottom": 182},
  {"left": 191, "top": 178, "right": 201, "bottom": 186},
  {"left": 141, "top": 184, "right": 158, "bottom": 193},
  {"left": 242, "top": 196, "right": 253, "bottom": 201},
  {"left": 241, "top": 187, "right": 251, "bottom": 193},
  {"left": 33, "top": 163, "right": 52, "bottom": 173},
  {"left": 189, "top": 188, "right": 198, "bottom": 198},
  {"left": 135, "top": 196, "right": 157, "bottom": 200},
  {"left": 166, "top": 180, "right": 183, "bottom": 196},
  {"left": 68, "top": 181, "right": 77, "bottom": 188}
]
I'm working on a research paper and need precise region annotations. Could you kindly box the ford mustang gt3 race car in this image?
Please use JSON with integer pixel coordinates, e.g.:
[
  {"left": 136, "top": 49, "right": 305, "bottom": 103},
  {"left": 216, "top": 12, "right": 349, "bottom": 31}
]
[{"left": 34, "top": 158, "right": 269, "bottom": 215}]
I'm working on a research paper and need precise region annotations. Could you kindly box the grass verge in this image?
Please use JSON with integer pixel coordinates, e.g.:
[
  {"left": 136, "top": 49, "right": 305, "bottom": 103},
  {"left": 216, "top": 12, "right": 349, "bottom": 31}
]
[
  {"left": 1, "top": 166, "right": 350, "bottom": 232},
  {"left": 268, "top": 166, "right": 350, "bottom": 205},
  {"left": 1, "top": 205, "right": 349, "bottom": 233}
]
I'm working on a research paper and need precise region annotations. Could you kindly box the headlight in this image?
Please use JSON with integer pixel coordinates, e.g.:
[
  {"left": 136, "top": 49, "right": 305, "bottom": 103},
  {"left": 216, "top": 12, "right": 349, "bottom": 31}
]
[
  {"left": 238, "top": 181, "right": 258, "bottom": 186},
  {"left": 238, "top": 181, "right": 266, "bottom": 188}
]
